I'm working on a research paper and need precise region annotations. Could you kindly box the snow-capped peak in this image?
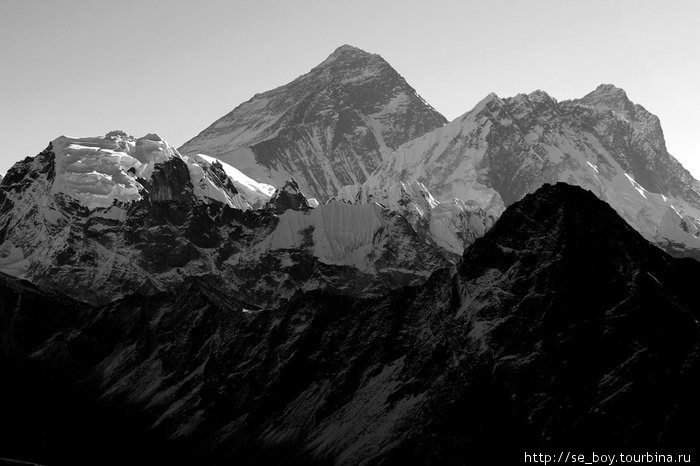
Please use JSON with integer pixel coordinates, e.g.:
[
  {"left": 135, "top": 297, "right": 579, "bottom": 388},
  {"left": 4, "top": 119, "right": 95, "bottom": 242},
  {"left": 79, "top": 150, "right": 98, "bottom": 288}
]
[
  {"left": 4, "top": 132, "right": 275, "bottom": 212},
  {"left": 50, "top": 132, "right": 179, "bottom": 209}
]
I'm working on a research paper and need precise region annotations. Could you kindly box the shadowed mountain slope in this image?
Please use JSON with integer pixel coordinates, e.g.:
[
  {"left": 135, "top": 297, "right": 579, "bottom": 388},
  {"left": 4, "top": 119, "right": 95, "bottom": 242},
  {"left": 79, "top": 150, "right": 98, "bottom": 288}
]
[{"left": 1, "top": 183, "right": 698, "bottom": 465}]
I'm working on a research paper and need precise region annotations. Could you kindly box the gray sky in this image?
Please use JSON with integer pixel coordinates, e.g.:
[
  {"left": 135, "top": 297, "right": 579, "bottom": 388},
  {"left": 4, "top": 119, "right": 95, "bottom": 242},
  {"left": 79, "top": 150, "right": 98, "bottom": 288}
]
[{"left": 1, "top": 0, "right": 699, "bottom": 178}]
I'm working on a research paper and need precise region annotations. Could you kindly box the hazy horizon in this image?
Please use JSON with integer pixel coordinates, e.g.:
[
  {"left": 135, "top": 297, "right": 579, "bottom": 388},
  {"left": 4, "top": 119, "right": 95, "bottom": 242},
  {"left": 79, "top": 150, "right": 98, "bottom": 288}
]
[{"left": 1, "top": 0, "right": 698, "bottom": 179}]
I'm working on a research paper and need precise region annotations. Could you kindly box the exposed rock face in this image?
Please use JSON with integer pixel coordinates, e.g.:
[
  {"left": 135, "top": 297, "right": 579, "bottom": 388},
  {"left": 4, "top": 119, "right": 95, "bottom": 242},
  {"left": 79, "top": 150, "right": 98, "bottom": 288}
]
[
  {"left": 140, "top": 156, "right": 196, "bottom": 204},
  {"left": 0, "top": 135, "right": 448, "bottom": 305},
  {"left": 358, "top": 84, "right": 700, "bottom": 256},
  {"left": 266, "top": 179, "right": 311, "bottom": 214},
  {"left": 2, "top": 183, "right": 698, "bottom": 465},
  {"left": 455, "top": 184, "right": 700, "bottom": 452},
  {"left": 574, "top": 85, "right": 700, "bottom": 205},
  {"left": 178, "top": 45, "right": 447, "bottom": 201}
]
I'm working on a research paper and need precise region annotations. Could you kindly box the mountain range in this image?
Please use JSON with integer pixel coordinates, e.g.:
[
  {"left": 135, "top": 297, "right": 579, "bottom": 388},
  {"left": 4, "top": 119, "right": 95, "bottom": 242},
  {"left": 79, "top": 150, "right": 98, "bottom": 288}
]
[
  {"left": 1, "top": 45, "right": 699, "bottom": 465},
  {"left": 0, "top": 132, "right": 446, "bottom": 306},
  {"left": 339, "top": 84, "right": 700, "bottom": 257},
  {"left": 2, "top": 183, "right": 698, "bottom": 465}
]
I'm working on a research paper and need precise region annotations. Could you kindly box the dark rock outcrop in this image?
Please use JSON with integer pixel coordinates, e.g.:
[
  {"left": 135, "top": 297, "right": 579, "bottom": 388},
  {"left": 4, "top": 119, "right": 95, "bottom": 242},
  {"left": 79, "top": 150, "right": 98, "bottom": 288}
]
[{"left": 266, "top": 179, "right": 311, "bottom": 214}]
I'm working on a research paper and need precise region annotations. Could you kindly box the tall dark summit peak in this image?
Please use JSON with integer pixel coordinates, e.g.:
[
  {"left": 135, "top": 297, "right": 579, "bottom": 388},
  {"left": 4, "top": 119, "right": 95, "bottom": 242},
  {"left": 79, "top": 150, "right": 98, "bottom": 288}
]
[
  {"left": 311, "top": 44, "right": 388, "bottom": 78},
  {"left": 590, "top": 83, "right": 629, "bottom": 97},
  {"left": 319, "top": 44, "right": 376, "bottom": 65},
  {"left": 179, "top": 44, "right": 447, "bottom": 201},
  {"left": 577, "top": 83, "right": 636, "bottom": 115},
  {"left": 332, "top": 44, "right": 370, "bottom": 55}
]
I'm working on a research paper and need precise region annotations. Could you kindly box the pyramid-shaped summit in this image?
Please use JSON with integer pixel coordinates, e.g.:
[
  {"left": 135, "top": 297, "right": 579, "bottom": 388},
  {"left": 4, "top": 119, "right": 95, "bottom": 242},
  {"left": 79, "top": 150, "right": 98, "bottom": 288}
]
[
  {"left": 317, "top": 44, "right": 375, "bottom": 64},
  {"left": 179, "top": 45, "right": 446, "bottom": 201},
  {"left": 575, "top": 83, "right": 637, "bottom": 116}
]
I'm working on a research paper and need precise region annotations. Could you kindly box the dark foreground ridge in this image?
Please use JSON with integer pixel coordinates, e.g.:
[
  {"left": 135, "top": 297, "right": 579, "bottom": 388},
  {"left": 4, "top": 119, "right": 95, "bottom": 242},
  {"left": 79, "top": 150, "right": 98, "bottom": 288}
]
[{"left": 1, "top": 183, "right": 699, "bottom": 465}]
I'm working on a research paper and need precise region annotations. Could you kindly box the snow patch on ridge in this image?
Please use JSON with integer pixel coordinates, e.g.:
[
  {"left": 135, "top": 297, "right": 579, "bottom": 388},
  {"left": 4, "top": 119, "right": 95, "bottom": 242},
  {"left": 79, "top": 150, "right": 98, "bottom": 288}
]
[
  {"left": 624, "top": 173, "right": 648, "bottom": 199},
  {"left": 188, "top": 154, "right": 275, "bottom": 205}
]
